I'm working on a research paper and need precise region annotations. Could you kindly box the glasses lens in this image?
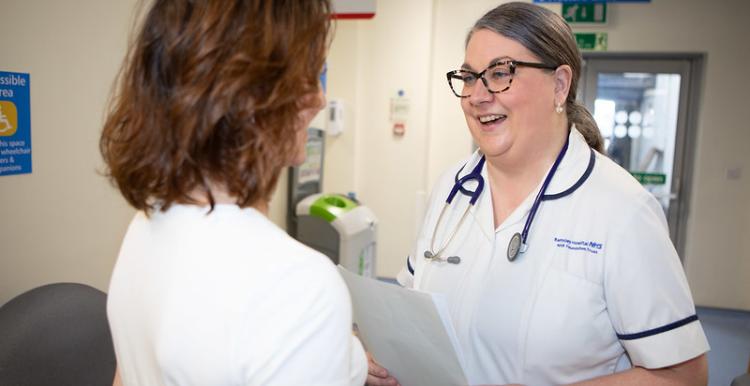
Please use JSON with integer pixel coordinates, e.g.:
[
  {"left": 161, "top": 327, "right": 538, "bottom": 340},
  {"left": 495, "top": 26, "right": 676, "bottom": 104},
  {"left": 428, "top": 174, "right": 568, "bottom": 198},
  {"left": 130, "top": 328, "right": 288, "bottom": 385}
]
[
  {"left": 448, "top": 71, "right": 475, "bottom": 97},
  {"left": 484, "top": 63, "right": 512, "bottom": 93},
  {"left": 448, "top": 63, "right": 513, "bottom": 97}
]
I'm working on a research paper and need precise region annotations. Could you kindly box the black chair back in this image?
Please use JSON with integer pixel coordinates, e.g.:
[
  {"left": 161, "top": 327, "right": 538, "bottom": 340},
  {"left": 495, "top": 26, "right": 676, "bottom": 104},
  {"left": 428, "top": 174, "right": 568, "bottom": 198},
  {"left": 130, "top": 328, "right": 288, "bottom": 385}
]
[{"left": 0, "top": 283, "right": 116, "bottom": 386}]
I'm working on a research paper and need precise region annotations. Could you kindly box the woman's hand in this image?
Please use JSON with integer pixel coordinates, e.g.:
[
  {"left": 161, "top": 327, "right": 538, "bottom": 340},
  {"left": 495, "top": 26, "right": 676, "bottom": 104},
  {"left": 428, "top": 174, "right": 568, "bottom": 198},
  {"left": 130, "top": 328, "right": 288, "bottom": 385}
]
[
  {"left": 365, "top": 352, "right": 401, "bottom": 386},
  {"left": 112, "top": 365, "right": 122, "bottom": 386}
]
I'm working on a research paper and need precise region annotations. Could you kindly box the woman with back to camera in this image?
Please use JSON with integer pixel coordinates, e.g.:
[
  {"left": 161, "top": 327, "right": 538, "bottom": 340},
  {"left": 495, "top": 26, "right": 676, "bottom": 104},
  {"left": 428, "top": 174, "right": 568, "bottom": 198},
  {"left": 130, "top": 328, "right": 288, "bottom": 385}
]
[
  {"left": 101, "top": 1, "right": 367, "bottom": 385},
  {"left": 367, "top": 2, "right": 708, "bottom": 386}
]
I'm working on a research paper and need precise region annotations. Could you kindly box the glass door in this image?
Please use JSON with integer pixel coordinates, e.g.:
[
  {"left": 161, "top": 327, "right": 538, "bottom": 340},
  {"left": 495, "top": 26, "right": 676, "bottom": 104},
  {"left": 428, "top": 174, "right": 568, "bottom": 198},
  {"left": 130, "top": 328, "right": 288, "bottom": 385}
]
[{"left": 580, "top": 55, "right": 702, "bottom": 258}]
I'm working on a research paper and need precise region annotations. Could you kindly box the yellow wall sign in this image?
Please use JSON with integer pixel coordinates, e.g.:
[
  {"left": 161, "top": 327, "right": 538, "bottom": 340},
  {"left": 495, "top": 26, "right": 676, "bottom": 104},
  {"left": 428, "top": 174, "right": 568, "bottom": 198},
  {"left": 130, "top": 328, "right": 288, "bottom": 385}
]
[{"left": 0, "top": 100, "right": 18, "bottom": 137}]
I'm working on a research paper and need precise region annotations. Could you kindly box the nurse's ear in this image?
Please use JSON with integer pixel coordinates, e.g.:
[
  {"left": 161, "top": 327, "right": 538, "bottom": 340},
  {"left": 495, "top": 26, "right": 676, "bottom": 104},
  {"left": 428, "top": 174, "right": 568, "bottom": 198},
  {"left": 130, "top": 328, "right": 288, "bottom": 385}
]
[{"left": 553, "top": 64, "right": 573, "bottom": 104}]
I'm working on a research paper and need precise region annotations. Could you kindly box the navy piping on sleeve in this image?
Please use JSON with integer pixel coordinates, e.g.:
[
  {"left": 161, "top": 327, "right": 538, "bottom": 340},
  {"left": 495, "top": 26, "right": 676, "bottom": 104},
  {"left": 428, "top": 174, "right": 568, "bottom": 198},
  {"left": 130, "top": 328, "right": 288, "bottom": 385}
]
[
  {"left": 542, "top": 148, "right": 595, "bottom": 201},
  {"left": 616, "top": 314, "right": 699, "bottom": 340},
  {"left": 407, "top": 256, "right": 414, "bottom": 275}
]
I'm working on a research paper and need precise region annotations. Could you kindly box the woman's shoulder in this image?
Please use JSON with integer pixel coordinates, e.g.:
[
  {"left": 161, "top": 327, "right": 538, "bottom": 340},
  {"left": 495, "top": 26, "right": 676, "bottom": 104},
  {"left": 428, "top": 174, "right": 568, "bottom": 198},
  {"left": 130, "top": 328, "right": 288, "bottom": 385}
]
[
  {"left": 584, "top": 152, "right": 665, "bottom": 215},
  {"left": 229, "top": 212, "right": 344, "bottom": 287},
  {"left": 147, "top": 203, "right": 338, "bottom": 271},
  {"left": 202, "top": 206, "right": 349, "bottom": 305},
  {"left": 589, "top": 152, "right": 655, "bottom": 198},
  {"left": 258, "top": 238, "right": 351, "bottom": 312}
]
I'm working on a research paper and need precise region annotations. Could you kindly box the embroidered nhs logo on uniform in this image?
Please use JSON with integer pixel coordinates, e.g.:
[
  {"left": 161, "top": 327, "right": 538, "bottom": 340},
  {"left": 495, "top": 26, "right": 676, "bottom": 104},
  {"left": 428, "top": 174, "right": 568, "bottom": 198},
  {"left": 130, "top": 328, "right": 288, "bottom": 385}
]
[{"left": 554, "top": 237, "right": 603, "bottom": 254}]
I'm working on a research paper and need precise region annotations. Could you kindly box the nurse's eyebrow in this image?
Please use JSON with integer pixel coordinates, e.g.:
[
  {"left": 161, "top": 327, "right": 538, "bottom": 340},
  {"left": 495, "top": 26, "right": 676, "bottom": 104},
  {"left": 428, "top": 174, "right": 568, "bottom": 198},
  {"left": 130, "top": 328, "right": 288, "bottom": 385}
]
[{"left": 461, "top": 56, "right": 514, "bottom": 71}]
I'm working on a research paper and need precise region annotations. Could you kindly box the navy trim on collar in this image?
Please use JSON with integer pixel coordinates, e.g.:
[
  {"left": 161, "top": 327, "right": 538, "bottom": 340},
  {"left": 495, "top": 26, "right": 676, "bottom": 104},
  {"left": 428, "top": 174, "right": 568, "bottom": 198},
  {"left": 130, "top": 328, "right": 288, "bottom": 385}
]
[
  {"left": 407, "top": 255, "right": 414, "bottom": 275},
  {"left": 616, "top": 314, "right": 699, "bottom": 340},
  {"left": 542, "top": 148, "right": 596, "bottom": 201}
]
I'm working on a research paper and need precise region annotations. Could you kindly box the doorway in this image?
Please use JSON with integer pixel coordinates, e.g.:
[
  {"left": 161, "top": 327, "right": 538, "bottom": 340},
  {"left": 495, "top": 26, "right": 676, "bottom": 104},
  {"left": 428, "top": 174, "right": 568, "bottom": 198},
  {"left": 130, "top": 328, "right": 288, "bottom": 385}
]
[{"left": 580, "top": 53, "right": 704, "bottom": 258}]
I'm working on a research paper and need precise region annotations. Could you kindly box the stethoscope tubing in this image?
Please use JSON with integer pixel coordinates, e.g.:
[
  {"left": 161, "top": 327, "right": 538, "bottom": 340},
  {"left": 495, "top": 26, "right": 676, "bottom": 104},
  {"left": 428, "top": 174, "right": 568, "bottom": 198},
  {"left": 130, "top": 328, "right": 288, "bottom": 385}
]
[
  {"left": 447, "top": 157, "right": 486, "bottom": 205},
  {"left": 427, "top": 157, "right": 486, "bottom": 259},
  {"left": 425, "top": 134, "right": 570, "bottom": 263},
  {"left": 519, "top": 136, "right": 570, "bottom": 247}
]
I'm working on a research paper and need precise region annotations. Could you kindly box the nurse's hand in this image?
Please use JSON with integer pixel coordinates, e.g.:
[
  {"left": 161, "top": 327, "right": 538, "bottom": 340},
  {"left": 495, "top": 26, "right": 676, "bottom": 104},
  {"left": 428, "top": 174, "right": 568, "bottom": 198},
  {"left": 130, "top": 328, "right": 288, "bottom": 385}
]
[{"left": 365, "top": 352, "right": 401, "bottom": 386}]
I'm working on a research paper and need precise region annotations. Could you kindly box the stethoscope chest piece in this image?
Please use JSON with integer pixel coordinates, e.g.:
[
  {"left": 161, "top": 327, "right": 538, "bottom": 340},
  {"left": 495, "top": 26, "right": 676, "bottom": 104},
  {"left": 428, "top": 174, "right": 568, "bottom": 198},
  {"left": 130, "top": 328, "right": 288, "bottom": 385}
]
[{"left": 507, "top": 232, "right": 522, "bottom": 262}]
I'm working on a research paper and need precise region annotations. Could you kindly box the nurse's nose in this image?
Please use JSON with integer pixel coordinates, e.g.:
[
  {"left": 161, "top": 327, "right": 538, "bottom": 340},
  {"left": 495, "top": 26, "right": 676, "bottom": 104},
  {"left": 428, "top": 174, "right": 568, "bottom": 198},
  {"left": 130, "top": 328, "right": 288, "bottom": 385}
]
[{"left": 468, "top": 78, "right": 493, "bottom": 105}]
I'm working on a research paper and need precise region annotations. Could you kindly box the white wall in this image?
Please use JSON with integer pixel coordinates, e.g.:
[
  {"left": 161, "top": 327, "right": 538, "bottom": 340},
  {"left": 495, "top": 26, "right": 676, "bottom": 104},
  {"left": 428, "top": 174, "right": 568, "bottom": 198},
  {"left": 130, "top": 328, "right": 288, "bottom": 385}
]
[
  {"left": 0, "top": 1, "right": 138, "bottom": 305},
  {"left": 322, "top": 21, "right": 363, "bottom": 196},
  {"left": 323, "top": 0, "right": 435, "bottom": 277}
]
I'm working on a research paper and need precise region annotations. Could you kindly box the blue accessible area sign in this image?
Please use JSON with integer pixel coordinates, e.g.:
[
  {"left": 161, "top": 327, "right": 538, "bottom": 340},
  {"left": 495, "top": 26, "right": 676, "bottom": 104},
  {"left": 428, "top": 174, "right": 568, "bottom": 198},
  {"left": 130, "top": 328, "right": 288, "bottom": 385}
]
[{"left": 0, "top": 71, "right": 31, "bottom": 176}]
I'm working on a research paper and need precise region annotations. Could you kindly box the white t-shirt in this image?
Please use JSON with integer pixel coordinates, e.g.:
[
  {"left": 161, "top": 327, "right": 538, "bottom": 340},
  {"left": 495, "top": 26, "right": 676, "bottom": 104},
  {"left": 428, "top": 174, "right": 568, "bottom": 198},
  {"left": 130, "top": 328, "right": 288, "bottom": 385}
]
[
  {"left": 108, "top": 204, "right": 367, "bottom": 386},
  {"left": 398, "top": 128, "right": 709, "bottom": 386}
]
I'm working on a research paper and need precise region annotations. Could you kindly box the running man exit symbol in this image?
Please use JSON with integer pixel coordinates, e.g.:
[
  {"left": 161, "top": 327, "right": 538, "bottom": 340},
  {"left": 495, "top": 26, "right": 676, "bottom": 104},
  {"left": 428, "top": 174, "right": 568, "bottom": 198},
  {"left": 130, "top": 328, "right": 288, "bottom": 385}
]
[{"left": 562, "top": 3, "right": 607, "bottom": 24}]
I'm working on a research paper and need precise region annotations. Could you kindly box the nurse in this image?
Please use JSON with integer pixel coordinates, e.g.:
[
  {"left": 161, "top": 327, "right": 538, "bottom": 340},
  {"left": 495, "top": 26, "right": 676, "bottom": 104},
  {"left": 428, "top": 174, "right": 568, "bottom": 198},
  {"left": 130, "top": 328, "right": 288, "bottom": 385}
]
[
  {"left": 368, "top": 2, "right": 709, "bottom": 386},
  {"left": 102, "top": 1, "right": 367, "bottom": 385}
]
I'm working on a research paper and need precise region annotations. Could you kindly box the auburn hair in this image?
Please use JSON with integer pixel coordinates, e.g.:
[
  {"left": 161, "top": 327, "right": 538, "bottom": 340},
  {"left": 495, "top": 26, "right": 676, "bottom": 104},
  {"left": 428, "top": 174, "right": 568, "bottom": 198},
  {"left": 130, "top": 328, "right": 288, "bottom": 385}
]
[{"left": 100, "top": 0, "right": 331, "bottom": 213}]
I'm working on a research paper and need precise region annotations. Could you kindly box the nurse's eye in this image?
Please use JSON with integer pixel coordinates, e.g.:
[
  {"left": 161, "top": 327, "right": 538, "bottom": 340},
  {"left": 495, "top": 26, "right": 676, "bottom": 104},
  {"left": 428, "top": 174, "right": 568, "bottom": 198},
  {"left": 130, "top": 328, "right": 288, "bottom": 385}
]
[
  {"left": 488, "top": 68, "right": 511, "bottom": 80},
  {"left": 461, "top": 72, "right": 478, "bottom": 85}
]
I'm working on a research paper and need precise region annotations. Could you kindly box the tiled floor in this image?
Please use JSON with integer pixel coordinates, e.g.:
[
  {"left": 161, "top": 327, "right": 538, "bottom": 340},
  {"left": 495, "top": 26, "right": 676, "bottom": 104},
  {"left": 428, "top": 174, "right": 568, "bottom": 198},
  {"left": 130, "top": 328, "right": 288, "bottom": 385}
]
[{"left": 697, "top": 307, "right": 750, "bottom": 386}]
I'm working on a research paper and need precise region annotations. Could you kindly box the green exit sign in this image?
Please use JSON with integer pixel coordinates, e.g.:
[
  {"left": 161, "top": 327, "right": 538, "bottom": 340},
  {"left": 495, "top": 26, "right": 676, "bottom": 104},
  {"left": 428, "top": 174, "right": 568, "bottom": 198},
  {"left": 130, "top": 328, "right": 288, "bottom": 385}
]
[
  {"left": 574, "top": 32, "right": 608, "bottom": 51},
  {"left": 562, "top": 3, "right": 607, "bottom": 23},
  {"left": 631, "top": 172, "right": 667, "bottom": 185}
]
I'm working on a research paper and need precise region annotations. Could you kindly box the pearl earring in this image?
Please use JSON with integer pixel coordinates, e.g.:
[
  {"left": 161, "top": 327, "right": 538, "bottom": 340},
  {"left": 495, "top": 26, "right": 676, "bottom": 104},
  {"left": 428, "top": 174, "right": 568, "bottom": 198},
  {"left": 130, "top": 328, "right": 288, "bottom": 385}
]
[{"left": 555, "top": 103, "right": 564, "bottom": 114}]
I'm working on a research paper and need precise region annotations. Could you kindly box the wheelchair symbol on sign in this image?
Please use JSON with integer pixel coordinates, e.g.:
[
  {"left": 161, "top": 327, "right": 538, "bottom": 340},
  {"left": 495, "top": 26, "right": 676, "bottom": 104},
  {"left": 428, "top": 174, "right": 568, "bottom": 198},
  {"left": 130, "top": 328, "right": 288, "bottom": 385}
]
[{"left": 0, "top": 105, "right": 13, "bottom": 134}]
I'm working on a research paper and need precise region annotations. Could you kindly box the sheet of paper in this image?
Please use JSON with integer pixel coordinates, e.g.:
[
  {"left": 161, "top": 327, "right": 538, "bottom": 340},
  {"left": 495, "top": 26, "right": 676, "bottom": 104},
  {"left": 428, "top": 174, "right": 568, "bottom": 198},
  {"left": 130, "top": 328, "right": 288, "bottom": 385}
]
[{"left": 338, "top": 266, "right": 469, "bottom": 386}]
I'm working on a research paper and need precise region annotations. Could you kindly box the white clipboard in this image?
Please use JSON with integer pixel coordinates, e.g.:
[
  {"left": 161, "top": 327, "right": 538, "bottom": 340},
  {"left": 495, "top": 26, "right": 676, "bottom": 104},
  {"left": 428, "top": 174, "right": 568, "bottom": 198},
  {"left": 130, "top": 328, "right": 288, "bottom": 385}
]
[{"left": 338, "top": 266, "right": 469, "bottom": 386}]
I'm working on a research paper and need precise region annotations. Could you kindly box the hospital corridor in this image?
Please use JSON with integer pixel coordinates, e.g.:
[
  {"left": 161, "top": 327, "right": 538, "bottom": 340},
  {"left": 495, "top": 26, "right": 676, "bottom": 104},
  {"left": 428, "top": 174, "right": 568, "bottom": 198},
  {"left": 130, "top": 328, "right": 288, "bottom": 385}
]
[{"left": 1, "top": 0, "right": 749, "bottom": 385}]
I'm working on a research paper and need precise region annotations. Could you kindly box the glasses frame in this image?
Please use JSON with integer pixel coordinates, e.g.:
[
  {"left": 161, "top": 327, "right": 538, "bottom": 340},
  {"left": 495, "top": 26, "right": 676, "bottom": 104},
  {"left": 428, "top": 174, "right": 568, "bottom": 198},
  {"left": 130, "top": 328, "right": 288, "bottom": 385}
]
[{"left": 446, "top": 60, "right": 558, "bottom": 98}]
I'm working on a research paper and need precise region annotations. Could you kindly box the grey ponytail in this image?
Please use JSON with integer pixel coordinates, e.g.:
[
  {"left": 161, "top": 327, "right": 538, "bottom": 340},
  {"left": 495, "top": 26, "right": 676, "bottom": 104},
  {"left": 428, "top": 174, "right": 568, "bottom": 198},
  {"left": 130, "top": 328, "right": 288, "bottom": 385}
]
[{"left": 568, "top": 101, "right": 604, "bottom": 153}]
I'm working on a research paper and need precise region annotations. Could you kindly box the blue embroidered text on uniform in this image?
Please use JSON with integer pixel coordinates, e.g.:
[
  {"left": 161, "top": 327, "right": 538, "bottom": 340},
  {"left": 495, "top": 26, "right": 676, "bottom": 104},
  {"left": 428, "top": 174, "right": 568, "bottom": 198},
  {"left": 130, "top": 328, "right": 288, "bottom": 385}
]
[{"left": 554, "top": 237, "right": 603, "bottom": 254}]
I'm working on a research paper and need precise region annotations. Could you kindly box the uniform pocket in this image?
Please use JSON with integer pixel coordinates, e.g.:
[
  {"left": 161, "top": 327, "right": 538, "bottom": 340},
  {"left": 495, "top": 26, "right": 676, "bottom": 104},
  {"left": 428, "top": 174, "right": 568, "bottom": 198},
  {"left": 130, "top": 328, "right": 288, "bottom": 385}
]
[
  {"left": 547, "top": 246, "right": 605, "bottom": 286},
  {"left": 522, "top": 265, "right": 622, "bottom": 384}
]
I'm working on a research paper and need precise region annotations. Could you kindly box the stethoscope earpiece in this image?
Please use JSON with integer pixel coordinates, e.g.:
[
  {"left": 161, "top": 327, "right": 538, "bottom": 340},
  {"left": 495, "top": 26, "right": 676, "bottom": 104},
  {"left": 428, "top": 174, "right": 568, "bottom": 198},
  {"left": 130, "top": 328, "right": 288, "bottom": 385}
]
[
  {"left": 446, "top": 256, "right": 461, "bottom": 264},
  {"left": 423, "top": 251, "right": 461, "bottom": 265}
]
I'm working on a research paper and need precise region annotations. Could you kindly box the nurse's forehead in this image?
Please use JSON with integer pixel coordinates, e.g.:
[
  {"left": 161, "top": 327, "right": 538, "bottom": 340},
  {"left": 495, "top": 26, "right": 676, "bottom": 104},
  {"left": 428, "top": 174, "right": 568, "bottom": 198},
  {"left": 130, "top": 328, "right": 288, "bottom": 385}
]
[{"left": 462, "top": 30, "right": 535, "bottom": 70}]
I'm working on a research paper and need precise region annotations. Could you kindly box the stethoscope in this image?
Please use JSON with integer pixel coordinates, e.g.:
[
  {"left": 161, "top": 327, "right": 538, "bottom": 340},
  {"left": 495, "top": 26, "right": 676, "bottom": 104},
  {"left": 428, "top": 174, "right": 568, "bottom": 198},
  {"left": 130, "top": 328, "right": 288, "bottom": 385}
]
[{"left": 424, "top": 136, "right": 570, "bottom": 263}]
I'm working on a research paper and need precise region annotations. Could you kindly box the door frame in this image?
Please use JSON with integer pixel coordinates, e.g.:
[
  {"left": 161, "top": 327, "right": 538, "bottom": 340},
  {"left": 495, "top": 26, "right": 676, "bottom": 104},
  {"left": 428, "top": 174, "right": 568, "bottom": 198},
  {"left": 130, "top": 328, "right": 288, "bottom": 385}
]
[{"left": 580, "top": 52, "right": 705, "bottom": 259}]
